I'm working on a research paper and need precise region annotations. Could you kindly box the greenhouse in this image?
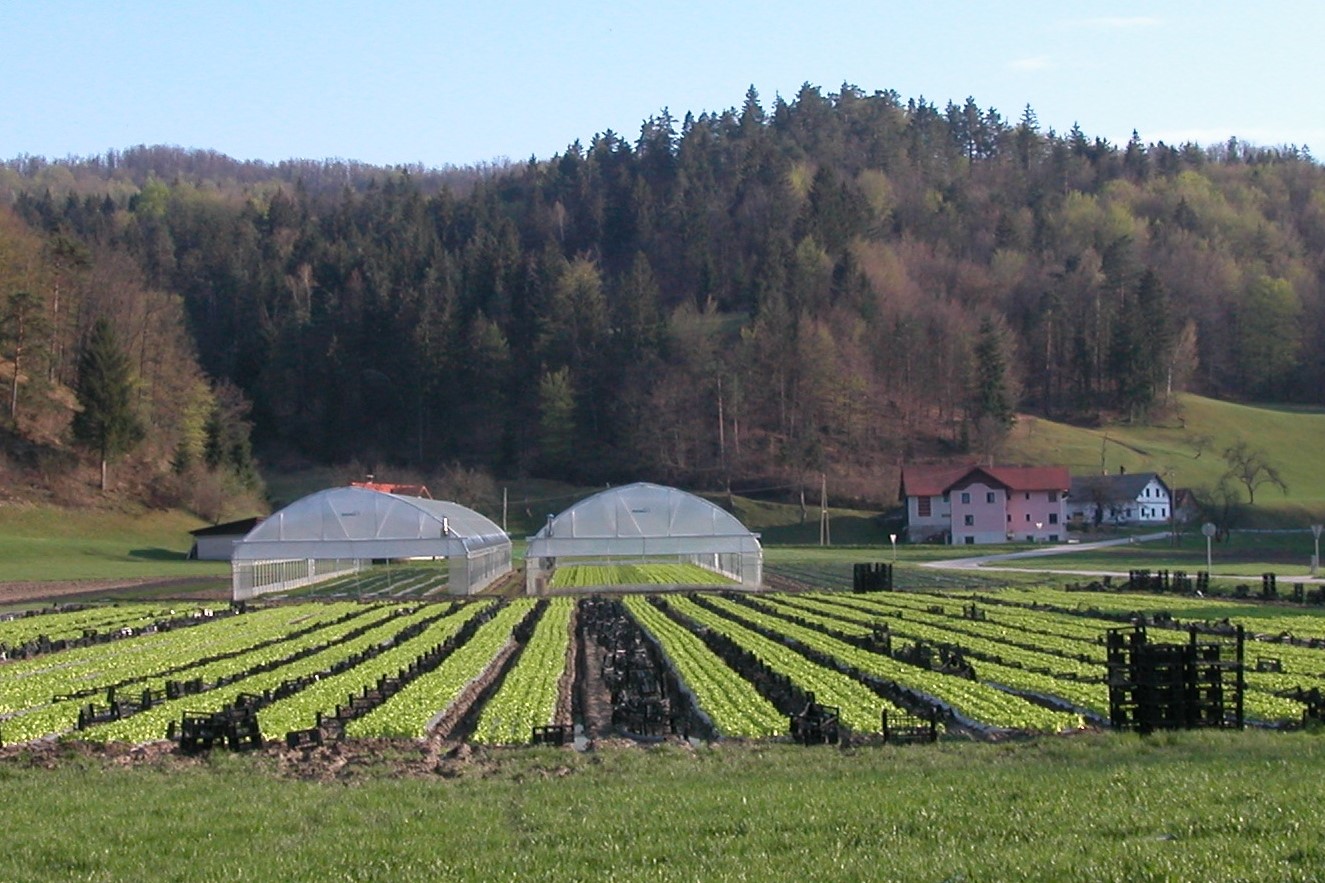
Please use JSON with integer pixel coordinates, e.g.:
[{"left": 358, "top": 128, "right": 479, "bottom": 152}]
[
  {"left": 525, "top": 482, "right": 762, "bottom": 593},
  {"left": 231, "top": 486, "right": 511, "bottom": 600}
]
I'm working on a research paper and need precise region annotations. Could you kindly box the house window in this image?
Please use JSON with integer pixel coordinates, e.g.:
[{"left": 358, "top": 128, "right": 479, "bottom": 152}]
[
  {"left": 961, "top": 492, "right": 970, "bottom": 504},
  {"left": 987, "top": 492, "right": 996, "bottom": 504},
  {"left": 964, "top": 536, "right": 975, "bottom": 545},
  {"left": 1049, "top": 513, "right": 1058, "bottom": 525},
  {"left": 1007, "top": 514, "right": 1012, "bottom": 523},
  {"left": 1047, "top": 491, "right": 1058, "bottom": 502},
  {"left": 918, "top": 496, "right": 932, "bottom": 517},
  {"left": 1025, "top": 492, "right": 1030, "bottom": 500},
  {"left": 1049, "top": 534, "right": 1060, "bottom": 542},
  {"left": 943, "top": 492, "right": 950, "bottom": 502},
  {"left": 1025, "top": 513, "right": 1031, "bottom": 522},
  {"left": 1160, "top": 508, "right": 1167, "bottom": 518},
  {"left": 964, "top": 515, "right": 974, "bottom": 526}
]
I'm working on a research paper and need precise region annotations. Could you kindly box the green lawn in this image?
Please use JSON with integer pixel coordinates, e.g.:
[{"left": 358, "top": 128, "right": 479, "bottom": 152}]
[
  {"left": 0, "top": 731, "right": 1321, "bottom": 881},
  {"left": 986, "top": 531, "right": 1325, "bottom": 579},
  {"left": 0, "top": 506, "right": 228, "bottom": 583}
]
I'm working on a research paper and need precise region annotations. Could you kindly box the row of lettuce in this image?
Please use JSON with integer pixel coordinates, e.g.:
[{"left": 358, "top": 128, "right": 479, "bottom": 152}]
[
  {"left": 2, "top": 587, "right": 1321, "bottom": 746},
  {"left": 548, "top": 563, "right": 737, "bottom": 589}
]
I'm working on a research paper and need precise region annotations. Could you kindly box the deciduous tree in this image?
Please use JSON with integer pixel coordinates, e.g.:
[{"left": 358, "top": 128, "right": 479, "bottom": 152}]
[{"left": 1221, "top": 438, "right": 1287, "bottom": 505}]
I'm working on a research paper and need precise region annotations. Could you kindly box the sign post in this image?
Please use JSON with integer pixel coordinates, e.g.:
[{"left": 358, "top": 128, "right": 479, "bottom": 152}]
[
  {"left": 1312, "top": 524, "right": 1323, "bottom": 577},
  {"left": 1201, "top": 522, "right": 1217, "bottom": 572},
  {"left": 889, "top": 533, "right": 897, "bottom": 564}
]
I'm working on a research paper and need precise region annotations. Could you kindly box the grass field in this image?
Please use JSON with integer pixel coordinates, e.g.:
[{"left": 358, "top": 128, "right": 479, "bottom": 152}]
[
  {"left": 1005, "top": 394, "right": 1325, "bottom": 522},
  {"left": 986, "top": 531, "right": 1325, "bottom": 579},
  {"left": 0, "top": 505, "right": 227, "bottom": 583},
  {"left": 0, "top": 731, "right": 1321, "bottom": 881}
]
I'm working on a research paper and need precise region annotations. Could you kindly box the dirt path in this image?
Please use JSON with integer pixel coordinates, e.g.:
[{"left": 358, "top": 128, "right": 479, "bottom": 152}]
[
  {"left": 577, "top": 632, "right": 615, "bottom": 739},
  {"left": 0, "top": 577, "right": 230, "bottom": 606}
]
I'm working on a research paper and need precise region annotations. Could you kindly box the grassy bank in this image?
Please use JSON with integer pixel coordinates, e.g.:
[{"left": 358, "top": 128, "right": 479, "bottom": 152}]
[
  {"left": 0, "top": 505, "right": 227, "bottom": 583},
  {"left": 0, "top": 731, "right": 1320, "bottom": 881}
]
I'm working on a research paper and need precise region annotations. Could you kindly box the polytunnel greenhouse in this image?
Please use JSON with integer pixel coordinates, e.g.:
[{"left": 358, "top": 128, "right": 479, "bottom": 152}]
[
  {"left": 230, "top": 486, "right": 511, "bottom": 600},
  {"left": 525, "top": 482, "right": 762, "bottom": 593}
]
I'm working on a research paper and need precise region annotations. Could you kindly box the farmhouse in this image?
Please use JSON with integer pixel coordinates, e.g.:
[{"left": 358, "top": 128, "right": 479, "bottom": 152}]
[
  {"left": 1067, "top": 470, "right": 1173, "bottom": 526},
  {"left": 900, "top": 464, "right": 1071, "bottom": 545}
]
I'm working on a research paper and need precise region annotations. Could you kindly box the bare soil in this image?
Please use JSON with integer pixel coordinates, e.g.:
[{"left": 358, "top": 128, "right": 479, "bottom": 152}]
[
  {"left": 577, "top": 631, "right": 616, "bottom": 740},
  {"left": 0, "top": 577, "right": 230, "bottom": 606},
  {"left": 0, "top": 737, "right": 529, "bottom": 783}
]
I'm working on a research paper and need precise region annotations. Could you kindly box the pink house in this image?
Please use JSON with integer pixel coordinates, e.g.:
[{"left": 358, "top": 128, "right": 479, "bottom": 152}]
[{"left": 900, "top": 464, "right": 1071, "bottom": 545}]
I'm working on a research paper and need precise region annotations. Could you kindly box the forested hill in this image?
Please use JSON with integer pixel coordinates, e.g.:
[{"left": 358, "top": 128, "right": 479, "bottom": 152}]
[{"left": 3, "top": 84, "right": 1324, "bottom": 504}]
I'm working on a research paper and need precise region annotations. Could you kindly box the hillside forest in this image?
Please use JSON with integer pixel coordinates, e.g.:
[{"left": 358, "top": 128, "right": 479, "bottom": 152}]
[{"left": 2, "top": 84, "right": 1324, "bottom": 511}]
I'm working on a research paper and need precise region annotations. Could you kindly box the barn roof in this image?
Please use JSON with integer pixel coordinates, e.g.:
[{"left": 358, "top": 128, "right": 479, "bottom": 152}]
[{"left": 189, "top": 517, "right": 264, "bottom": 537}]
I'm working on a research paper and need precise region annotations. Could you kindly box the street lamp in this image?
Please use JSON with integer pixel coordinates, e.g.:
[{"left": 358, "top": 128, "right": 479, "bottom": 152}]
[
  {"left": 1202, "top": 522, "right": 1217, "bottom": 571},
  {"left": 1035, "top": 522, "right": 1042, "bottom": 543},
  {"left": 889, "top": 533, "right": 897, "bottom": 564},
  {"left": 1312, "top": 524, "right": 1323, "bottom": 577}
]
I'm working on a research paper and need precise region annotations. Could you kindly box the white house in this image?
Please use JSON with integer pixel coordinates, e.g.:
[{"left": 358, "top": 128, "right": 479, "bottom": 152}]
[{"left": 1067, "top": 471, "right": 1172, "bottom": 526}]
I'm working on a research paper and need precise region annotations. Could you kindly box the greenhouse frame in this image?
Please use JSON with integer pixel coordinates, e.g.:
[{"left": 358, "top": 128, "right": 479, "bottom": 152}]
[
  {"left": 230, "top": 486, "right": 511, "bottom": 600},
  {"left": 525, "top": 482, "right": 762, "bottom": 593}
]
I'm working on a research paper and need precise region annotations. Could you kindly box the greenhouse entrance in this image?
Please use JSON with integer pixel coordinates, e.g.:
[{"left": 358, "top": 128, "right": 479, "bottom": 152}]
[
  {"left": 230, "top": 486, "right": 512, "bottom": 600},
  {"left": 524, "top": 483, "right": 762, "bottom": 594}
]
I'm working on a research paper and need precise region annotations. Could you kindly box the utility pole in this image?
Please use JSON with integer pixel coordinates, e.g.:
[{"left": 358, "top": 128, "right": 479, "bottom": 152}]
[
  {"left": 717, "top": 375, "right": 726, "bottom": 466},
  {"left": 502, "top": 487, "right": 508, "bottom": 533},
  {"left": 819, "top": 473, "right": 830, "bottom": 546}
]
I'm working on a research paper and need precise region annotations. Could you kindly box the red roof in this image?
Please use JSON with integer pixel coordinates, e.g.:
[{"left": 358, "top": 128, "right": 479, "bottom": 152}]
[
  {"left": 899, "top": 464, "right": 979, "bottom": 497},
  {"left": 349, "top": 481, "right": 433, "bottom": 499},
  {"left": 983, "top": 465, "right": 1071, "bottom": 492},
  {"left": 901, "top": 464, "right": 1070, "bottom": 497}
]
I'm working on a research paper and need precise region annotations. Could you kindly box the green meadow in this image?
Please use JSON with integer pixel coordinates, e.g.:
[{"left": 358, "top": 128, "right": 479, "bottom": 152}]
[
  {"left": 0, "top": 731, "right": 1320, "bottom": 882},
  {"left": 1006, "top": 394, "right": 1325, "bottom": 523},
  {"left": 0, "top": 505, "right": 227, "bottom": 583}
]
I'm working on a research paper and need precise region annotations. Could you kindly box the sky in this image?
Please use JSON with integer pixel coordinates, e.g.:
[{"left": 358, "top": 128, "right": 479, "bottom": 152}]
[{"left": 2, "top": 1, "right": 1320, "bottom": 169}]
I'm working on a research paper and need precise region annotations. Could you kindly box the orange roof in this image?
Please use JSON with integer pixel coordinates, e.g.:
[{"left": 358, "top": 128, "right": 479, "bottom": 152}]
[
  {"left": 901, "top": 464, "right": 1071, "bottom": 497},
  {"left": 349, "top": 481, "right": 432, "bottom": 499}
]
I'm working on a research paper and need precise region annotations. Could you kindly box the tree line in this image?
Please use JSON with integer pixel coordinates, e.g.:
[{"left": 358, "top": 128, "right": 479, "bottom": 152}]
[{"left": 2, "top": 84, "right": 1323, "bottom": 506}]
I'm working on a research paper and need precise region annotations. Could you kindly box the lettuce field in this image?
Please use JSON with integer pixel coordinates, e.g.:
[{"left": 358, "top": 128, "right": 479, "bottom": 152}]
[{"left": 5, "top": 580, "right": 1325, "bottom": 751}]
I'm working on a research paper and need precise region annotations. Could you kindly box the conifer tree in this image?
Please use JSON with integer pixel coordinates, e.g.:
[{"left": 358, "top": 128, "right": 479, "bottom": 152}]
[
  {"left": 72, "top": 318, "right": 144, "bottom": 491},
  {"left": 972, "top": 316, "right": 1015, "bottom": 429}
]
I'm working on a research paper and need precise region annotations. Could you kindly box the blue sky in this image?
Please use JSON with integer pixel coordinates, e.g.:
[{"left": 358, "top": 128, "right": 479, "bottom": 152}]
[{"left": 2, "top": 1, "right": 1319, "bottom": 168}]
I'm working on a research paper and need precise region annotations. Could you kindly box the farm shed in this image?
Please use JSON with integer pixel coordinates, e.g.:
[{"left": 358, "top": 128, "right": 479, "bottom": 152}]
[
  {"left": 524, "top": 482, "right": 762, "bottom": 593},
  {"left": 188, "top": 516, "right": 264, "bottom": 561},
  {"left": 230, "top": 486, "right": 511, "bottom": 601}
]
